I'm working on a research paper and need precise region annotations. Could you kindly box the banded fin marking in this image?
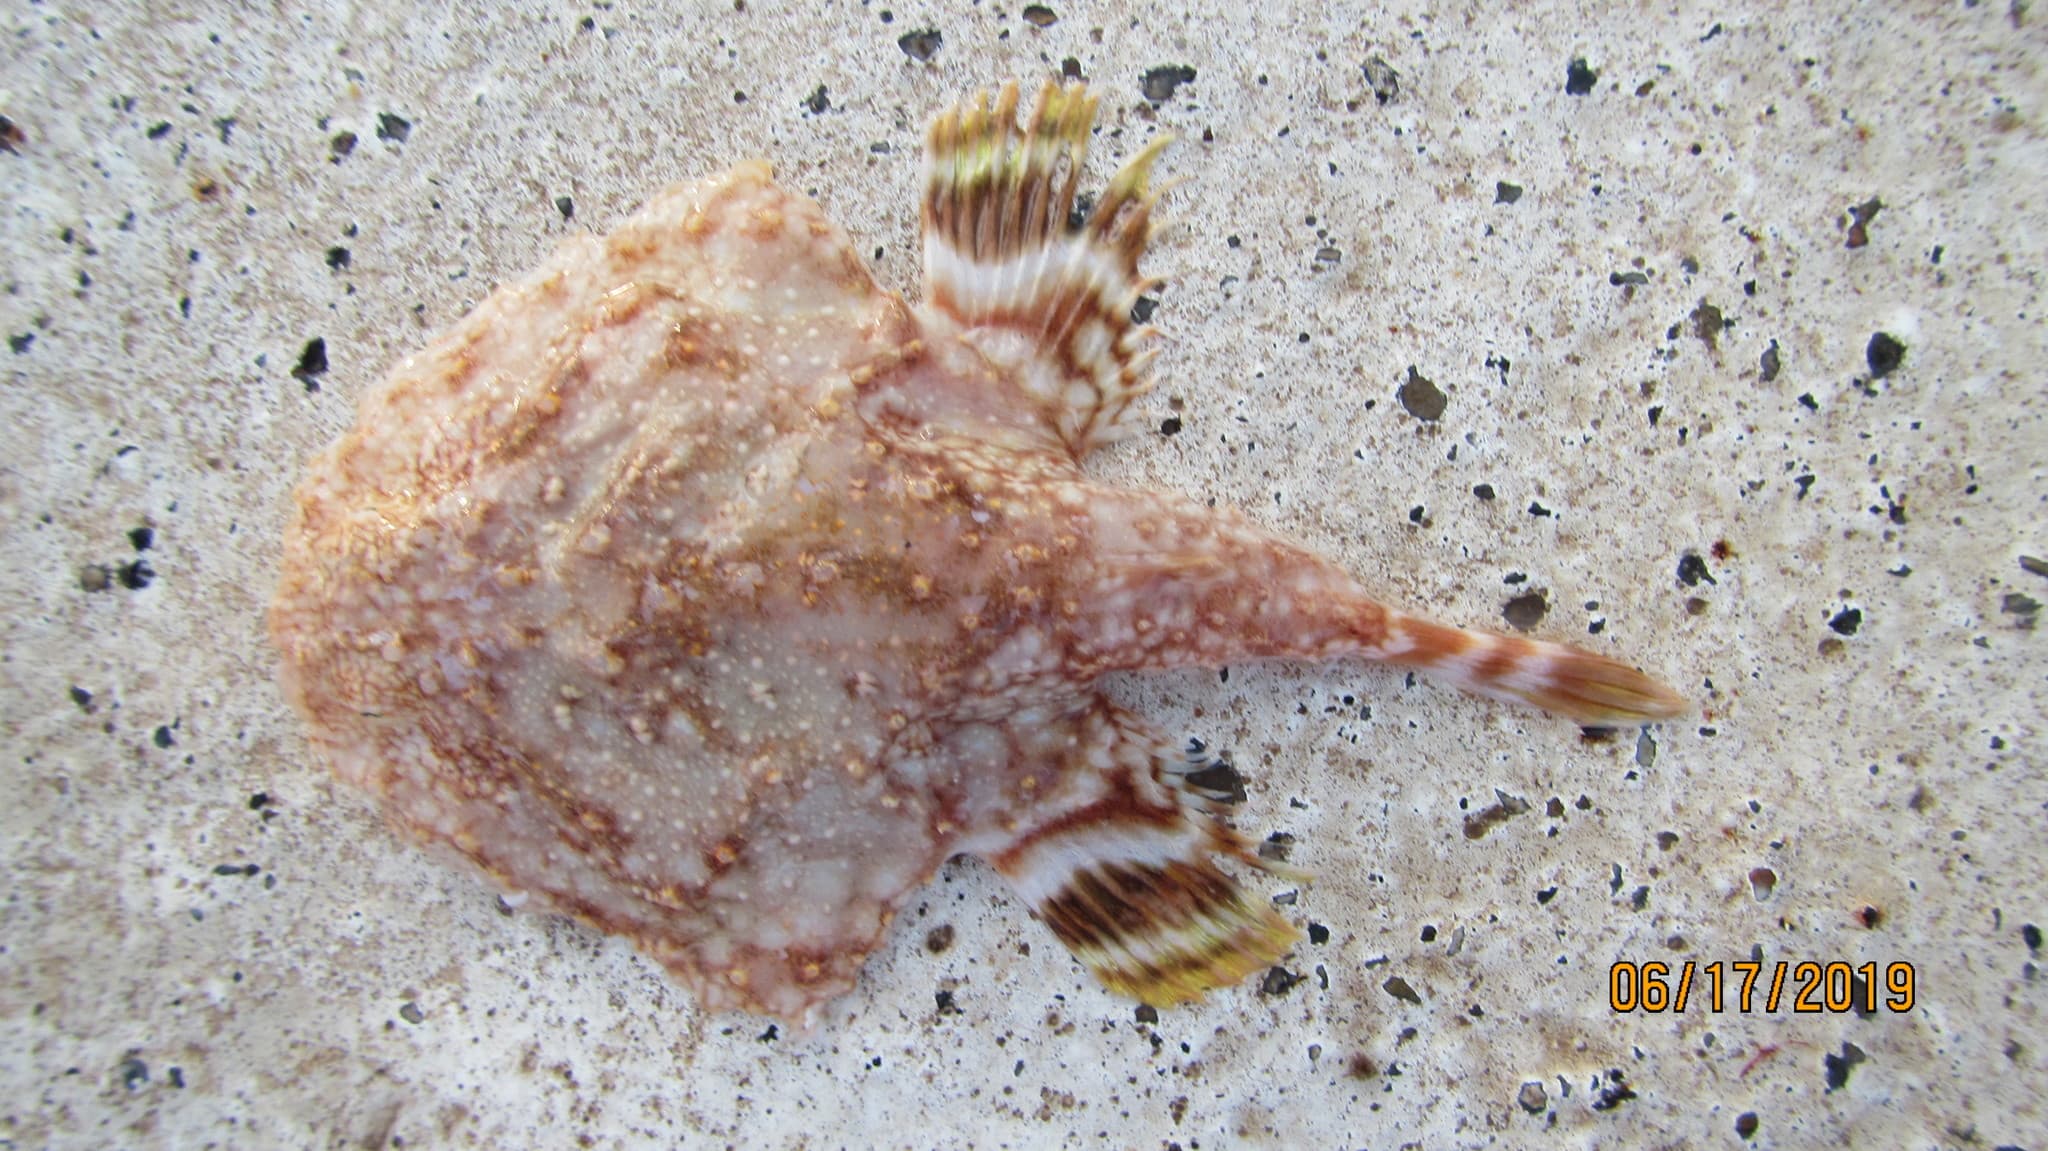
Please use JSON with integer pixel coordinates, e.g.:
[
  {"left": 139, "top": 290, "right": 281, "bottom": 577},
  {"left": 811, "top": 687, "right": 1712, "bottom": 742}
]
[
  {"left": 986, "top": 704, "right": 1299, "bottom": 1007},
  {"left": 922, "top": 79, "right": 1171, "bottom": 456},
  {"left": 1384, "top": 614, "right": 1687, "bottom": 726},
  {"left": 997, "top": 819, "right": 1299, "bottom": 1007}
]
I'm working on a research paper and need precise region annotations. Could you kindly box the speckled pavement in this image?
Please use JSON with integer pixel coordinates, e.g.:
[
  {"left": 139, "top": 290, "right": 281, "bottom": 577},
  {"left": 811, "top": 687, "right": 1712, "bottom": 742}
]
[{"left": 3, "top": 2, "right": 2043, "bottom": 1148}]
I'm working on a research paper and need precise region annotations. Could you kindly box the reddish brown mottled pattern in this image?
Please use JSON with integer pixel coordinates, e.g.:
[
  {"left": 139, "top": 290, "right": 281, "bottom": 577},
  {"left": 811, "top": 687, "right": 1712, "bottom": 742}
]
[{"left": 273, "top": 99, "right": 1681, "bottom": 1023}]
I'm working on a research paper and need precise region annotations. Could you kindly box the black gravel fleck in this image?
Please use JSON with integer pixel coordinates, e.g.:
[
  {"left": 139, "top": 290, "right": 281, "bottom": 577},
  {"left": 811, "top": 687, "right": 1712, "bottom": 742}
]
[
  {"left": 555, "top": 196, "right": 574, "bottom": 220},
  {"left": 1846, "top": 197, "right": 1882, "bottom": 249},
  {"left": 1517, "top": 1081, "right": 1547, "bottom": 1113},
  {"left": 1021, "top": 4, "right": 1057, "bottom": 26},
  {"left": 803, "top": 85, "right": 830, "bottom": 115},
  {"left": 2003, "top": 593, "right": 2041, "bottom": 628},
  {"left": 1361, "top": 56, "right": 1400, "bottom": 104},
  {"left": 1565, "top": 58, "right": 1599, "bottom": 96},
  {"left": 1527, "top": 501, "right": 1551, "bottom": 517},
  {"left": 1735, "top": 1112, "right": 1759, "bottom": 1139},
  {"left": 1260, "top": 966, "right": 1305, "bottom": 996},
  {"left": 1609, "top": 270, "right": 1648, "bottom": 287},
  {"left": 1131, "top": 295, "right": 1157, "bottom": 324},
  {"left": 1472, "top": 483, "right": 1495, "bottom": 501},
  {"left": 1382, "top": 975, "right": 1422, "bottom": 1004},
  {"left": 0, "top": 114, "right": 20, "bottom": 153},
  {"left": 69, "top": 685, "right": 93, "bottom": 712},
  {"left": 330, "top": 131, "right": 357, "bottom": 159},
  {"left": 2023, "top": 923, "right": 2041, "bottom": 953},
  {"left": 119, "top": 1055, "right": 149, "bottom": 1091},
  {"left": 398, "top": 1000, "right": 426, "bottom": 1024},
  {"left": 376, "top": 113, "right": 412, "bottom": 143},
  {"left": 117, "top": 559, "right": 154, "bottom": 590},
  {"left": 324, "top": 246, "right": 350, "bottom": 270},
  {"left": 1866, "top": 332, "right": 1906, "bottom": 378},
  {"left": 1067, "top": 191, "right": 1094, "bottom": 230},
  {"left": 153, "top": 725, "right": 175, "bottom": 748},
  {"left": 1590, "top": 1076, "right": 1636, "bottom": 1111},
  {"left": 1140, "top": 65, "right": 1197, "bottom": 104},
  {"left": 1307, "top": 922, "right": 1329, "bottom": 945},
  {"left": 1502, "top": 592, "right": 1547, "bottom": 631},
  {"left": 1760, "top": 339, "right": 1781, "bottom": 382},
  {"left": 1690, "top": 300, "right": 1727, "bottom": 353},
  {"left": 934, "top": 989, "right": 959, "bottom": 1014},
  {"left": 1396, "top": 366, "right": 1446, "bottom": 421},
  {"left": 1676, "top": 552, "right": 1716, "bottom": 587},
  {"left": 897, "top": 28, "right": 943, "bottom": 61},
  {"left": 1463, "top": 789, "right": 1532, "bottom": 839},
  {"left": 1823, "top": 1042, "right": 1866, "bottom": 1091},
  {"left": 129, "top": 526, "right": 154, "bottom": 552},
  {"left": 8, "top": 333, "right": 32, "bottom": 354},
  {"left": 1494, "top": 181, "right": 1523, "bottom": 204},
  {"left": 147, "top": 121, "right": 173, "bottom": 140},
  {"left": 1182, "top": 758, "right": 1246, "bottom": 805},
  {"left": 1829, "top": 607, "right": 1863, "bottom": 635},
  {"left": 293, "top": 337, "right": 328, "bottom": 391},
  {"left": 1134, "top": 1003, "right": 1158, "bottom": 1023},
  {"left": 1257, "top": 831, "right": 1295, "bottom": 862},
  {"left": 1158, "top": 416, "right": 1181, "bottom": 436}
]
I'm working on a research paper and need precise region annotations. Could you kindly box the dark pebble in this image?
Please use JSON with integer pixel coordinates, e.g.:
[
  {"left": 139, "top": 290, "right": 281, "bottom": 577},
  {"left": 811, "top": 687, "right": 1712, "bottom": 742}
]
[
  {"left": 897, "top": 28, "right": 943, "bottom": 62},
  {"left": 1361, "top": 57, "right": 1399, "bottom": 104},
  {"left": 1866, "top": 332, "right": 1905, "bottom": 378},
  {"left": 1396, "top": 366, "right": 1446, "bottom": 421},
  {"left": 293, "top": 338, "right": 328, "bottom": 390},
  {"left": 1502, "top": 591, "right": 1548, "bottom": 631},
  {"left": 1140, "top": 65, "right": 1197, "bottom": 104},
  {"left": 1565, "top": 58, "right": 1599, "bottom": 96}
]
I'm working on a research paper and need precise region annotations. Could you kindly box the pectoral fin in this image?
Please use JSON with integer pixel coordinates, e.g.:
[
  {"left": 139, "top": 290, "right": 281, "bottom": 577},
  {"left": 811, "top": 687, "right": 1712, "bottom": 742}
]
[
  {"left": 983, "top": 700, "right": 1299, "bottom": 1007},
  {"left": 921, "top": 80, "right": 1170, "bottom": 456}
]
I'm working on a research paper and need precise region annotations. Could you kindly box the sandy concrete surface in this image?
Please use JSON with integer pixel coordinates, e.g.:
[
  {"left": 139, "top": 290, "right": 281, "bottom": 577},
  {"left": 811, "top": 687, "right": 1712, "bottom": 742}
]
[{"left": 3, "top": 1, "right": 2043, "bottom": 1147}]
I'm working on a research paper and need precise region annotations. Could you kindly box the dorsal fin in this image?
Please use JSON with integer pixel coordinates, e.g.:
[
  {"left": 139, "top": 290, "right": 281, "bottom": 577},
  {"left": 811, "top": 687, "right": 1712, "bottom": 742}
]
[{"left": 922, "top": 80, "right": 1170, "bottom": 456}]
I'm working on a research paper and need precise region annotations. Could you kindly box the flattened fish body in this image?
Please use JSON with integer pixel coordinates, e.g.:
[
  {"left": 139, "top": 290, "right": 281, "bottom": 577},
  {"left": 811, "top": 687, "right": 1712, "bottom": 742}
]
[{"left": 272, "top": 84, "right": 1684, "bottom": 1024}]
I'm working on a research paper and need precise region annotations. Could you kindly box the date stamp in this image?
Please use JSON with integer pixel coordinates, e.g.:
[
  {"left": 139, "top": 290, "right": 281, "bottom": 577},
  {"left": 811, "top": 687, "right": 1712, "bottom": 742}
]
[{"left": 1609, "top": 960, "right": 1916, "bottom": 1014}]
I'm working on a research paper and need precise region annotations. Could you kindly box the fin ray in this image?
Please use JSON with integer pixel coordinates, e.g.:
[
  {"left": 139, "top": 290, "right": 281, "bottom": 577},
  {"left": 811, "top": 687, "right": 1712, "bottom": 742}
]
[
  {"left": 985, "top": 702, "right": 1299, "bottom": 1007},
  {"left": 923, "top": 79, "right": 1169, "bottom": 455}
]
